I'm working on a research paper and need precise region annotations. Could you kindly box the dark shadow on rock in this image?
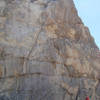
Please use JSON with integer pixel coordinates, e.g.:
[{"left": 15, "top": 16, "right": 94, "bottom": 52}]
[{"left": 0, "top": 95, "right": 9, "bottom": 100}]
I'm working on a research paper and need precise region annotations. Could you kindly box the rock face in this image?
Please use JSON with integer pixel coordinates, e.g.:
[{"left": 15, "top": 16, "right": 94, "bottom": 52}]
[{"left": 0, "top": 0, "right": 100, "bottom": 100}]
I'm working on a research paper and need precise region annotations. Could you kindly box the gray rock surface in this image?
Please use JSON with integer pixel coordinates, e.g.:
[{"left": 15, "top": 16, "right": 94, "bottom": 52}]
[{"left": 0, "top": 0, "right": 100, "bottom": 100}]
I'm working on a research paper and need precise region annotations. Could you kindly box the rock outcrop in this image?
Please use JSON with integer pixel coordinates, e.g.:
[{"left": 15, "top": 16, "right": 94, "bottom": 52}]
[{"left": 0, "top": 0, "right": 100, "bottom": 100}]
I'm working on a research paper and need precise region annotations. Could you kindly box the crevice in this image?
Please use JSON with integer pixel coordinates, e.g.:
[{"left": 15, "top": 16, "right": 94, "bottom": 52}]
[
  {"left": 75, "top": 87, "right": 80, "bottom": 100},
  {"left": 30, "top": 0, "right": 37, "bottom": 3},
  {"left": 22, "top": 20, "right": 45, "bottom": 73},
  {"left": 0, "top": 72, "right": 47, "bottom": 80}
]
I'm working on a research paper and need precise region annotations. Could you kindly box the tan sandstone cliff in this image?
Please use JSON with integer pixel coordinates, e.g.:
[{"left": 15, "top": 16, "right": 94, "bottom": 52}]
[{"left": 0, "top": 0, "right": 100, "bottom": 100}]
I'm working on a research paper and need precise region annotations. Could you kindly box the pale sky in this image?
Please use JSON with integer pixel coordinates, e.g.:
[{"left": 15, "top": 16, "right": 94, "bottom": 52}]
[{"left": 74, "top": 0, "right": 100, "bottom": 49}]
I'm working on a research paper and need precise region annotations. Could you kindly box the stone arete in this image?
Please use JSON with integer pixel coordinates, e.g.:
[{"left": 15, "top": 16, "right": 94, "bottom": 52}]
[{"left": 0, "top": 0, "right": 100, "bottom": 100}]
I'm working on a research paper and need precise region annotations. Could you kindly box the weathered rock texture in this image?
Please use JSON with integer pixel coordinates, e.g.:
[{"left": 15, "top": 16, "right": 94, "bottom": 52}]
[{"left": 0, "top": 0, "right": 100, "bottom": 100}]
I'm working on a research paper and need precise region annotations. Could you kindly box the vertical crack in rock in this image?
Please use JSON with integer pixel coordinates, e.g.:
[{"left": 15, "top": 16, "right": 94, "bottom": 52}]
[{"left": 22, "top": 25, "right": 43, "bottom": 73}]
